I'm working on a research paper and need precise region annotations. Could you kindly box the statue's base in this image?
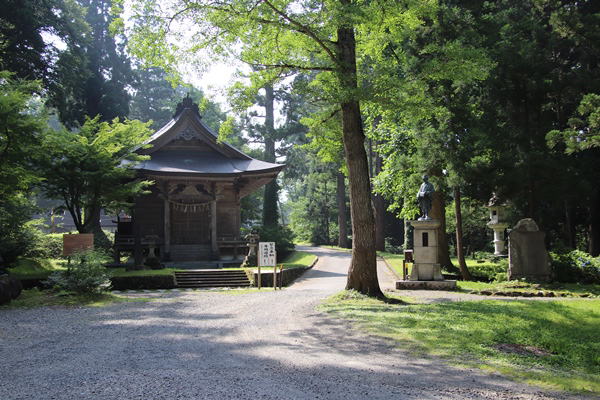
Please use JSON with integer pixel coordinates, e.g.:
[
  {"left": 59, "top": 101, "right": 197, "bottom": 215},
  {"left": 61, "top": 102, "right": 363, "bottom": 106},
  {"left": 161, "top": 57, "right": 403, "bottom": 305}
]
[{"left": 396, "top": 280, "right": 457, "bottom": 290}]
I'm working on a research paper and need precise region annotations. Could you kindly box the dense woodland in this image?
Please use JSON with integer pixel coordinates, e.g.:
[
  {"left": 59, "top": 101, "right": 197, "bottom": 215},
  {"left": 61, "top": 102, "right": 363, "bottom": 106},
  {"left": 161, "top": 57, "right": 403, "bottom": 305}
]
[{"left": 1, "top": 0, "right": 599, "bottom": 295}]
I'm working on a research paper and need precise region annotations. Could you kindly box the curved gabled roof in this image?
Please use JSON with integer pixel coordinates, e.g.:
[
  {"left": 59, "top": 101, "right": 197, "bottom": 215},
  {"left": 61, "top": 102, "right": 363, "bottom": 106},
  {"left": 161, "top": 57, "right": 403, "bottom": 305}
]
[
  {"left": 135, "top": 101, "right": 284, "bottom": 177},
  {"left": 136, "top": 149, "right": 283, "bottom": 176}
]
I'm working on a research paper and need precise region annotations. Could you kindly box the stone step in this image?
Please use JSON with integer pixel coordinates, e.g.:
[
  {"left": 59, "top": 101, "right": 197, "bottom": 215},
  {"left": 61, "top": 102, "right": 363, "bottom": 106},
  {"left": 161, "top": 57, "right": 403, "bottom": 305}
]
[
  {"left": 177, "top": 283, "right": 251, "bottom": 288},
  {"left": 175, "top": 273, "right": 247, "bottom": 277},
  {"left": 176, "top": 282, "right": 251, "bottom": 287},
  {"left": 175, "top": 277, "right": 248, "bottom": 282},
  {"left": 174, "top": 270, "right": 251, "bottom": 289}
]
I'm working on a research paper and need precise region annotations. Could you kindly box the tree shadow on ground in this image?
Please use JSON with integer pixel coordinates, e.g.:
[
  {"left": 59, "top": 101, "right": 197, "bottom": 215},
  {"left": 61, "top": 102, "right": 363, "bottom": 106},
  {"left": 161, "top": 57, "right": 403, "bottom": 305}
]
[{"left": 1, "top": 291, "right": 592, "bottom": 399}]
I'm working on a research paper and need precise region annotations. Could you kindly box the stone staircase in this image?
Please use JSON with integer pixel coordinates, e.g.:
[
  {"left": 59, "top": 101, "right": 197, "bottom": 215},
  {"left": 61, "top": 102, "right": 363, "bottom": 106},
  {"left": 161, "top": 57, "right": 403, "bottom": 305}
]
[
  {"left": 174, "top": 270, "right": 251, "bottom": 289},
  {"left": 169, "top": 245, "right": 213, "bottom": 261}
]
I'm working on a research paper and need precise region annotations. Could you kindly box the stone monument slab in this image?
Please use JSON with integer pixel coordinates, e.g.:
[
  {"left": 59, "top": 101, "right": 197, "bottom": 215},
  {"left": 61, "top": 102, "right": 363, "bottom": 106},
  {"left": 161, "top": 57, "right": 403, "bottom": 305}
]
[{"left": 508, "top": 218, "right": 551, "bottom": 282}]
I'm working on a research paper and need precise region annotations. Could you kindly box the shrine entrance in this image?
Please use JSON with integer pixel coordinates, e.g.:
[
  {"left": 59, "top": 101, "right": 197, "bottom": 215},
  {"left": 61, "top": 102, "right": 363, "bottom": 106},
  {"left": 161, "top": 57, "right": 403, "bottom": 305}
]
[{"left": 171, "top": 204, "right": 210, "bottom": 244}]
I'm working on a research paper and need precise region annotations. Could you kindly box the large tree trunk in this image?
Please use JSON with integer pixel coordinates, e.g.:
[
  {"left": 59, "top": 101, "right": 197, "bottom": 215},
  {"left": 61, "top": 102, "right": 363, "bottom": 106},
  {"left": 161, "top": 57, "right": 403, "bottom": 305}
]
[
  {"left": 337, "top": 26, "right": 382, "bottom": 297},
  {"left": 82, "top": 204, "right": 110, "bottom": 249},
  {"left": 589, "top": 188, "right": 600, "bottom": 256},
  {"left": 454, "top": 187, "right": 472, "bottom": 280},
  {"left": 337, "top": 172, "right": 349, "bottom": 248},
  {"left": 430, "top": 190, "right": 457, "bottom": 272},
  {"left": 262, "top": 84, "right": 279, "bottom": 228}
]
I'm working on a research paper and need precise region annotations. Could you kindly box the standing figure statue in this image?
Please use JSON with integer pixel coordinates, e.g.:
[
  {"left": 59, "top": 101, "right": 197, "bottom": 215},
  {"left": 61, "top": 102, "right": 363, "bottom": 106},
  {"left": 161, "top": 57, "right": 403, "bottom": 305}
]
[{"left": 416, "top": 175, "right": 435, "bottom": 221}]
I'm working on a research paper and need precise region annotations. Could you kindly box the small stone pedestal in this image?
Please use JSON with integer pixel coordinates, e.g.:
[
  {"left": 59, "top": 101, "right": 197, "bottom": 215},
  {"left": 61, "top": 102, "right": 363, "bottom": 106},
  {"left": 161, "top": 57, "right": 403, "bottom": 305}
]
[
  {"left": 410, "top": 219, "right": 444, "bottom": 281},
  {"left": 396, "top": 219, "right": 456, "bottom": 290}
]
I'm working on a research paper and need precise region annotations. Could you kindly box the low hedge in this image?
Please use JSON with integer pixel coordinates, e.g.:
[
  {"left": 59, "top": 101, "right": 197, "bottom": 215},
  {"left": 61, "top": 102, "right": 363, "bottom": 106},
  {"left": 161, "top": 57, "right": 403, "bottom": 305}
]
[
  {"left": 468, "top": 261, "right": 507, "bottom": 281},
  {"left": 110, "top": 275, "right": 176, "bottom": 290}
]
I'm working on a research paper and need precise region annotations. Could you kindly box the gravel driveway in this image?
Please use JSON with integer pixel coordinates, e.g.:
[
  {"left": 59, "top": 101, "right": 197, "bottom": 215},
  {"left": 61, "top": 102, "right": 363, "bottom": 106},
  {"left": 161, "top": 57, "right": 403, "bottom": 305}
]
[{"left": 0, "top": 246, "right": 587, "bottom": 399}]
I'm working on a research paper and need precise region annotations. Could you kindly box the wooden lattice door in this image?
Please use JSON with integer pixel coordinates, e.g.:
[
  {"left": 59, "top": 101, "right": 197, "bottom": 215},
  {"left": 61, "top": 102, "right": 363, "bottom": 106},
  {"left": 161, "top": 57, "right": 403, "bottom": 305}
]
[{"left": 171, "top": 205, "right": 210, "bottom": 244}]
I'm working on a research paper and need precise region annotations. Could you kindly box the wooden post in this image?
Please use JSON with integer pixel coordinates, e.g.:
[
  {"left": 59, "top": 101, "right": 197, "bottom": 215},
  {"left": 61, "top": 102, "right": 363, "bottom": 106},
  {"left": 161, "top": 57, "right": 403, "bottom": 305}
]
[
  {"left": 279, "top": 264, "right": 283, "bottom": 289},
  {"left": 257, "top": 266, "right": 261, "bottom": 290},
  {"left": 133, "top": 222, "right": 143, "bottom": 269},
  {"left": 273, "top": 266, "right": 277, "bottom": 290},
  {"left": 163, "top": 198, "right": 171, "bottom": 260}
]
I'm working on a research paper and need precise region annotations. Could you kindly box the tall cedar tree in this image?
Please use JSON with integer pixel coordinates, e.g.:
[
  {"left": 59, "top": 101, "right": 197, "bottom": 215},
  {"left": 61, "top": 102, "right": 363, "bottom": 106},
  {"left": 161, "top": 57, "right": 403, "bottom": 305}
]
[{"left": 51, "top": 0, "right": 134, "bottom": 127}]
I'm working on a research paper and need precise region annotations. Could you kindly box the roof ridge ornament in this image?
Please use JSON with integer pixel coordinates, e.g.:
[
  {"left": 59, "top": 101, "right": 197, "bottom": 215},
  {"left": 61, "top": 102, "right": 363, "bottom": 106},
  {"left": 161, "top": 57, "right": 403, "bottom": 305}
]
[{"left": 173, "top": 94, "right": 202, "bottom": 119}]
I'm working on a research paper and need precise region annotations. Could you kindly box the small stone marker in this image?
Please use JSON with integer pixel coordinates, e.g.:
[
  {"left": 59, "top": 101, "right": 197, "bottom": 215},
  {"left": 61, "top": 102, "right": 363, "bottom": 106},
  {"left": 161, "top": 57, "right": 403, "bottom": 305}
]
[{"left": 508, "top": 218, "right": 551, "bottom": 282}]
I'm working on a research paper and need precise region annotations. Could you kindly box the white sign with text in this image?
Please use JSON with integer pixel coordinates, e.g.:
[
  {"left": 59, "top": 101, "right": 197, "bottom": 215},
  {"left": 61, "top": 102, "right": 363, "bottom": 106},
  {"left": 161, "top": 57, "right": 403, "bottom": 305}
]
[{"left": 258, "top": 242, "right": 277, "bottom": 267}]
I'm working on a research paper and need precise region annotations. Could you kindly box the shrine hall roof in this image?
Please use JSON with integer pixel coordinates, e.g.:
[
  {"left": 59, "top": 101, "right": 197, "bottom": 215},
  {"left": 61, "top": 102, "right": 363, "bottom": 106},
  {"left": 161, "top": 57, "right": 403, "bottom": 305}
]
[
  {"left": 135, "top": 98, "right": 284, "bottom": 177},
  {"left": 135, "top": 149, "right": 283, "bottom": 176}
]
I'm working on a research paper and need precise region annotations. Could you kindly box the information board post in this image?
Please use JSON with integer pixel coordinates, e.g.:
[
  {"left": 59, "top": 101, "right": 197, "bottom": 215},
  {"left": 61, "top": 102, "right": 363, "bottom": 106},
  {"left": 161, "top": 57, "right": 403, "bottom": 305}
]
[{"left": 258, "top": 242, "right": 277, "bottom": 290}]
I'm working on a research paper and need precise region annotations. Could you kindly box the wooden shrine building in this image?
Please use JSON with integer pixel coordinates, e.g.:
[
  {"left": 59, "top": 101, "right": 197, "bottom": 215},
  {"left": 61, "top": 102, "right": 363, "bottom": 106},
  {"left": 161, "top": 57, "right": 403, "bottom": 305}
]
[{"left": 115, "top": 97, "right": 284, "bottom": 262}]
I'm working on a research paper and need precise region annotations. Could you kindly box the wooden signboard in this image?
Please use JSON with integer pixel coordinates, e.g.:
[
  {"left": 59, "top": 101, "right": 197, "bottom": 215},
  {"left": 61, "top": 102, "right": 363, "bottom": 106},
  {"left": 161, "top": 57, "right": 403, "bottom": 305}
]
[
  {"left": 258, "top": 242, "right": 276, "bottom": 267},
  {"left": 63, "top": 233, "right": 94, "bottom": 257}
]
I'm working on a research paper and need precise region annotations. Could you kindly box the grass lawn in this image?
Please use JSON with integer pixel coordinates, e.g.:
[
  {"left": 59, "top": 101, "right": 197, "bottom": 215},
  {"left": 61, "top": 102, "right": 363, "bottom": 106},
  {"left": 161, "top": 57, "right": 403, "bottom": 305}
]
[
  {"left": 378, "top": 252, "right": 507, "bottom": 281},
  {"left": 378, "top": 251, "right": 407, "bottom": 277},
  {"left": 280, "top": 250, "right": 318, "bottom": 268},
  {"left": 0, "top": 288, "right": 154, "bottom": 309},
  {"left": 7, "top": 257, "right": 66, "bottom": 280},
  {"left": 458, "top": 280, "right": 600, "bottom": 297},
  {"left": 109, "top": 267, "right": 179, "bottom": 277},
  {"left": 321, "top": 291, "right": 600, "bottom": 394}
]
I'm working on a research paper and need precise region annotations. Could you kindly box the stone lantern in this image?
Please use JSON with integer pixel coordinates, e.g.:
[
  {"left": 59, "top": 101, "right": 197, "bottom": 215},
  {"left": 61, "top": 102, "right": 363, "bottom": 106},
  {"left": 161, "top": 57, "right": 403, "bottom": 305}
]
[{"left": 486, "top": 194, "right": 509, "bottom": 256}]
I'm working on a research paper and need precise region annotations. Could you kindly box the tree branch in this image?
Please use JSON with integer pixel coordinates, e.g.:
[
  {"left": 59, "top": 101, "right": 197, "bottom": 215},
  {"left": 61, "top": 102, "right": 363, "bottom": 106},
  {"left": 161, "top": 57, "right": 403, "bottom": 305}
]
[
  {"left": 260, "top": 0, "right": 338, "bottom": 65},
  {"left": 246, "top": 62, "right": 333, "bottom": 72}
]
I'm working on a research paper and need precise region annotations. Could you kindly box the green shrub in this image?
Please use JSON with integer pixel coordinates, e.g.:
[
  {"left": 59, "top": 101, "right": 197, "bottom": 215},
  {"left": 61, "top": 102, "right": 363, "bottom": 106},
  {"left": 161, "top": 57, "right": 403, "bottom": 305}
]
[
  {"left": 468, "top": 258, "right": 508, "bottom": 281},
  {"left": 25, "top": 232, "right": 63, "bottom": 259},
  {"left": 257, "top": 225, "right": 296, "bottom": 261},
  {"left": 384, "top": 237, "right": 403, "bottom": 254},
  {"left": 493, "top": 272, "right": 508, "bottom": 283},
  {"left": 550, "top": 250, "right": 600, "bottom": 284},
  {"left": 46, "top": 249, "right": 111, "bottom": 294},
  {"left": 0, "top": 194, "right": 38, "bottom": 264}
]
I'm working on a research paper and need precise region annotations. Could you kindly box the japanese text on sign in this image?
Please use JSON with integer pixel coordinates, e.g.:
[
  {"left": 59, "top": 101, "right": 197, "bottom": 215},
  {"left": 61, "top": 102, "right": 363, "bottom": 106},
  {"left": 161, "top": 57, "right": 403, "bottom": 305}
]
[{"left": 258, "top": 242, "right": 277, "bottom": 267}]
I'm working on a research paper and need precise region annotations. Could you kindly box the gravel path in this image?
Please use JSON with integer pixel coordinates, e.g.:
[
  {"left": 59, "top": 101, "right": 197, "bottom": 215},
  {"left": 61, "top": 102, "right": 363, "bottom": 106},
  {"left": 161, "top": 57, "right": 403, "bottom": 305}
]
[{"left": 0, "top": 246, "right": 589, "bottom": 399}]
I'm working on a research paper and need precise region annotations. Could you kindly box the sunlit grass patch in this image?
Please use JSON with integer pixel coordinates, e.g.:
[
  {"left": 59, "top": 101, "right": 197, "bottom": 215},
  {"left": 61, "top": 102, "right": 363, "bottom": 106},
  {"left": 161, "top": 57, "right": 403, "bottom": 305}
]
[
  {"left": 321, "top": 291, "right": 600, "bottom": 394},
  {"left": 7, "top": 257, "right": 66, "bottom": 279},
  {"left": 458, "top": 280, "right": 600, "bottom": 297}
]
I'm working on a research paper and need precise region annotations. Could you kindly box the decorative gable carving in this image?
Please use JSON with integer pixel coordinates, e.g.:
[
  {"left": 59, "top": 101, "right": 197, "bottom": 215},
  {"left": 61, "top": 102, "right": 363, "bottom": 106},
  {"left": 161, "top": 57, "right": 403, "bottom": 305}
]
[{"left": 175, "top": 127, "right": 202, "bottom": 141}]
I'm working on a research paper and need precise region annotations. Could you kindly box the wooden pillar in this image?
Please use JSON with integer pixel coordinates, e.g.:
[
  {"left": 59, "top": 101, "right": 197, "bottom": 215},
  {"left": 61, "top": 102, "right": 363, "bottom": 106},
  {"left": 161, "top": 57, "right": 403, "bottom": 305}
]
[
  {"left": 163, "top": 198, "right": 171, "bottom": 260},
  {"left": 211, "top": 199, "right": 218, "bottom": 256},
  {"left": 234, "top": 185, "right": 241, "bottom": 240},
  {"left": 133, "top": 207, "right": 143, "bottom": 269}
]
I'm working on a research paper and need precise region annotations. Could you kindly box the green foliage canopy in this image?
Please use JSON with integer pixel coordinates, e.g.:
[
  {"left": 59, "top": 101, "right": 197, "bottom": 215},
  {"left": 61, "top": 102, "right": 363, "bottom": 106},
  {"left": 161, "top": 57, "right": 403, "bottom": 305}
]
[{"left": 36, "top": 117, "right": 153, "bottom": 234}]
